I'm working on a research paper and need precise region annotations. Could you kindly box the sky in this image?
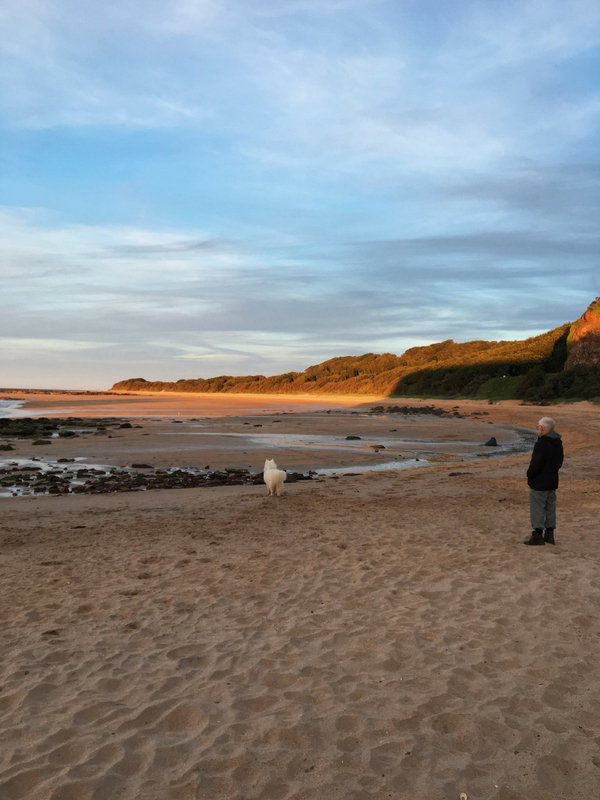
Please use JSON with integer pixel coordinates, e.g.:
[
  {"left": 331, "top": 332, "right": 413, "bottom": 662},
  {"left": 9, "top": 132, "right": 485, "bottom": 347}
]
[{"left": 0, "top": 0, "right": 599, "bottom": 390}]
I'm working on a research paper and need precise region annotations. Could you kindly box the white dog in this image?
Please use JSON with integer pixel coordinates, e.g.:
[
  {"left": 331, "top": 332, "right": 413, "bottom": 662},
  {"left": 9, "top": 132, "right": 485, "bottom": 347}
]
[{"left": 263, "top": 459, "right": 287, "bottom": 497}]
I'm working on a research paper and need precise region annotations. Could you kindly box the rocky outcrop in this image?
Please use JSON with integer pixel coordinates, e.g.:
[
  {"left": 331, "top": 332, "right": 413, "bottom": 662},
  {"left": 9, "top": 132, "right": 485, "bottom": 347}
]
[{"left": 565, "top": 297, "right": 600, "bottom": 369}]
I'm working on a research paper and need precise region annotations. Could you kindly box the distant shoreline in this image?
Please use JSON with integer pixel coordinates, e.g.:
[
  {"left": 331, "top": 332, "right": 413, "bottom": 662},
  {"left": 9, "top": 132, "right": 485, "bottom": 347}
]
[{"left": 0, "top": 389, "right": 126, "bottom": 396}]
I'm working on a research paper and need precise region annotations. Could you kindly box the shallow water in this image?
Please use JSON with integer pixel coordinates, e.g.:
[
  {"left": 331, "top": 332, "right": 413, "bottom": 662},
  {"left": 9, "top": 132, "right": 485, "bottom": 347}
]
[
  {"left": 0, "top": 423, "right": 534, "bottom": 497},
  {"left": 0, "top": 456, "right": 111, "bottom": 497},
  {"left": 0, "top": 405, "right": 210, "bottom": 419},
  {"left": 0, "top": 399, "right": 26, "bottom": 417},
  {"left": 163, "top": 426, "right": 530, "bottom": 457}
]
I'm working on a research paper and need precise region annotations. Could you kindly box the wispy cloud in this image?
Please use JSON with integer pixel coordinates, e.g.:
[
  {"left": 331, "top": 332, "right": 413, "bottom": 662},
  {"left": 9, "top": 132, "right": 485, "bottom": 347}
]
[
  {"left": 0, "top": 206, "right": 594, "bottom": 387},
  {"left": 0, "top": 337, "right": 113, "bottom": 352},
  {"left": 2, "top": 0, "right": 599, "bottom": 171},
  {"left": 0, "top": 1, "right": 599, "bottom": 387}
]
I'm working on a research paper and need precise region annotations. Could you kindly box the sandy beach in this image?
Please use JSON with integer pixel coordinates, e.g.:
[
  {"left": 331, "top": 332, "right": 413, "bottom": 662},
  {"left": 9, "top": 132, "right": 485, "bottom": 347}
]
[
  {"left": 1, "top": 394, "right": 600, "bottom": 799},
  {"left": 1, "top": 391, "right": 393, "bottom": 419}
]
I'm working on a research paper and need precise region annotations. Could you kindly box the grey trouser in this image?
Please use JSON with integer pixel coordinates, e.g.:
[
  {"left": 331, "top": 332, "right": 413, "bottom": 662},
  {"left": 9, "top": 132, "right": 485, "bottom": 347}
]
[{"left": 529, "top": 489, "right": 557, "bottom": 530}]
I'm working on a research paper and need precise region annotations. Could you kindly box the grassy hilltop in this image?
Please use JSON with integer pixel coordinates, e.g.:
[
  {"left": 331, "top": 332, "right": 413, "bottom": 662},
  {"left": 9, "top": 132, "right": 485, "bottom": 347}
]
[{"left": 110, "top": 307, "right": 600, "bottom": 402}]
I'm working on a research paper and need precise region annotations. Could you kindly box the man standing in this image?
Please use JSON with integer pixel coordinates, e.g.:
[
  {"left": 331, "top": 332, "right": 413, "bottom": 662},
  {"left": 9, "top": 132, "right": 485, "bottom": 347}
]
[{"left": 524, "top": 417, "right": 564, "bottom": 546}]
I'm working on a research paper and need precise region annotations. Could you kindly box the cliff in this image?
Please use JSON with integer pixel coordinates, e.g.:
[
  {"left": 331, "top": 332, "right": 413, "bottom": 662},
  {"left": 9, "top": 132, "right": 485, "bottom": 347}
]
[{"left": 565, "top": 297, "right": 600, "bottom": 369}]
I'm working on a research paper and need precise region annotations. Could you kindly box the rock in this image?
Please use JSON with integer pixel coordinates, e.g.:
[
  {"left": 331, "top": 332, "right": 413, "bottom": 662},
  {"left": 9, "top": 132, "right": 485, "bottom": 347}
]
[
  {"left": 484, "top": 437, "right": 498, "bottom": 446},
  {"left": 3, "top": 456, "right": 312, "bottom": 496},
  {"left": 0, "top": 444, "right": 15, "bottom": 451},
  {"left": 375, "top": 405, "right": 453, "bottom": 417},
  {"left": 565, "top": 297, "right": 600, "bottom": 368},
  {"left": 286, "top": 471, "right": 313, "bottom": 482},
  {"left": 0, "top": 418, "right": 60, "bottom": 439},
  {"left": 346, "top": 435, "right": 361, "bottom": 440},
  {"left": 119, "top": 422, "right": 133, "bottom": 429},
  {"left": 32, "top": 439, "right": 51, "bottom": 445},
  {"left": 57, "top": 458, "right": 75, "bottom": 462},
  {"left": 58, "top": 430, "right": 78, "bottom": 438}
]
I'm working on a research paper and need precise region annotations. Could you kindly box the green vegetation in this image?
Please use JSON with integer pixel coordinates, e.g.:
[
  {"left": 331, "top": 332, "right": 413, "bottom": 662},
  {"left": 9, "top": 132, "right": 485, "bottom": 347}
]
[
  {"left": 518, "top": 364, "right": 600, "bottom": 403},
  {"left": 390, "top": 325, "right": 571, "bottom": 398},
  {"left": 476, "top": 376, "right": 524, "bottom": 401},
  {"left": 109, "top": 316, "right": 599, "bottom": 403}
]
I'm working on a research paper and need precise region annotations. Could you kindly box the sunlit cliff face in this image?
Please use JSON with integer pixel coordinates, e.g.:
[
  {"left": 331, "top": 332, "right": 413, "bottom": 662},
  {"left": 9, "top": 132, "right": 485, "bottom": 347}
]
[{"left": 565, "top": 298, "right": 600, "bottom": 369}]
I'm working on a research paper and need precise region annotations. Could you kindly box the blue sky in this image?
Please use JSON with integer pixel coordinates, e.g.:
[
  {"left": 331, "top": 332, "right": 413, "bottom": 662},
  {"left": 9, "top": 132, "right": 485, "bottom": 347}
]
[{"left": 1, "top": 0, "right": 599, "bottom": 389}]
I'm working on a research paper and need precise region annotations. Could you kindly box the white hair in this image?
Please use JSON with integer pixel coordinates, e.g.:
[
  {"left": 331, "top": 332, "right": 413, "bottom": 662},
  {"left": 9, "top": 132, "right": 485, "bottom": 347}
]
[{"left": 538, "top": 417, "right": 555, "bottom": 433}]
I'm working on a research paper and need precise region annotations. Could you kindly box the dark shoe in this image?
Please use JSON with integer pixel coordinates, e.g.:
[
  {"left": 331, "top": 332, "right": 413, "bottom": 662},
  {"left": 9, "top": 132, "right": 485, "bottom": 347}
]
[
  {"left": 544, "top": 528, "right": 555, "bottom": 545},
  {"left": 524, "top": 528, "right": 545, "bottom": 546}
]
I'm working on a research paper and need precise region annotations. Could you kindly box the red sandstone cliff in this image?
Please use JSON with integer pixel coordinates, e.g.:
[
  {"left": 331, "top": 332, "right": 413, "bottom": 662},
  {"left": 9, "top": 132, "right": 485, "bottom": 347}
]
[{"left": 565, "top": 297, "right": 600, "bottom": 369}]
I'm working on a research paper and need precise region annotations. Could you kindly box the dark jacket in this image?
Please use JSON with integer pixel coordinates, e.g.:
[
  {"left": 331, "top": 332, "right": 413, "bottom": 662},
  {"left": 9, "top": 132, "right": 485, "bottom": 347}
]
[{"left": 527, "top": 430, "right": 564, "bottom": 490}]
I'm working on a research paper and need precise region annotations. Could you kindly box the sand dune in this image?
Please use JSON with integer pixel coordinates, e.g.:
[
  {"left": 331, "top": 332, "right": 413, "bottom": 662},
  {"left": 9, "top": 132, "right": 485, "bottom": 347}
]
[{"left": 1, "top": 398, "right": 599, "bottom": 799}]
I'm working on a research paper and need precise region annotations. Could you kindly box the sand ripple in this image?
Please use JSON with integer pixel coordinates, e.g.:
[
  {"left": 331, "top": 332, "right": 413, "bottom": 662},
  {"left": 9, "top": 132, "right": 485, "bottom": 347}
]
[{"left": 2, "top": 416, "right": 600, "bottom": 798}]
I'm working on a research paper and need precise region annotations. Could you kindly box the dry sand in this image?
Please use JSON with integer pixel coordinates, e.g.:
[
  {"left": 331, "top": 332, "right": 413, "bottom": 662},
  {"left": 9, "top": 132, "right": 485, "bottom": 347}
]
[
  {"left": 1, "top": 395, "right": 600, "bottom": 800},
  {"left": 4, "top": 391, "right": 392, "bottom": 418}
]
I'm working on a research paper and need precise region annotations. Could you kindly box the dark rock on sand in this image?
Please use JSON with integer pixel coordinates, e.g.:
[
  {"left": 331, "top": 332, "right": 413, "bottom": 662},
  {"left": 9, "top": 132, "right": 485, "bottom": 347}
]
[
  {"left": 286, "top": 471, "right": 312, "bottom": 482},
  {"left": 1, "top": 458, "right": 313, "bottom": 497},
  {"left": 371, "top": 405, "right": 460, "bottom": 417}
]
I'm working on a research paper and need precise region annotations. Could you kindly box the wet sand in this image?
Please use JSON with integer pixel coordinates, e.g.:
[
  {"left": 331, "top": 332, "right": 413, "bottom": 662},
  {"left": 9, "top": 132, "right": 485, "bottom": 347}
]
[
  {"left": 1, "top": 395, "right": 600, "bottom": 799},
  {"left": 1, "top": 406, "right": 526, "bottom": 478}
]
